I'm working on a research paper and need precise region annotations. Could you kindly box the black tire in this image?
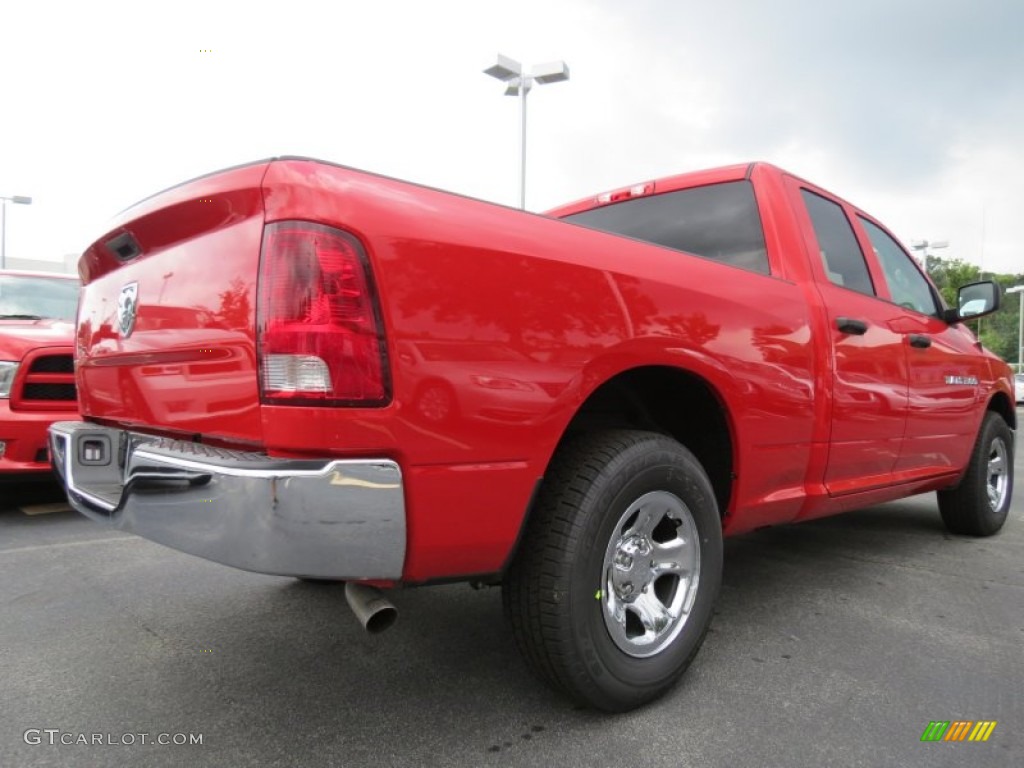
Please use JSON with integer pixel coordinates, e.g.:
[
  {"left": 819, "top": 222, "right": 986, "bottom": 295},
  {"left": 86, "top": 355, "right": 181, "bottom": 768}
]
[
  {"left": 938, "top": 412, "right": 1014, "bottom": 536},
  {"left": 503, "top": 429, "right": 723, "bottom": 712}
]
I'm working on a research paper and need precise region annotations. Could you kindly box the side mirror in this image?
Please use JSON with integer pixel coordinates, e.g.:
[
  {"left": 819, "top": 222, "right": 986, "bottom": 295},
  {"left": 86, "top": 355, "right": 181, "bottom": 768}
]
[{"left": 944, "top": 280, "right": 1001, "bottom": 323}]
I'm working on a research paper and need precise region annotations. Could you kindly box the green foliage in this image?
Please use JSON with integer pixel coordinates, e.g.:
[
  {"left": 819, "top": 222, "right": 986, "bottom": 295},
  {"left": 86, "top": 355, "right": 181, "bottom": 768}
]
[{"left": 926, "top": 255, "right": 1023, "bottom": 367}]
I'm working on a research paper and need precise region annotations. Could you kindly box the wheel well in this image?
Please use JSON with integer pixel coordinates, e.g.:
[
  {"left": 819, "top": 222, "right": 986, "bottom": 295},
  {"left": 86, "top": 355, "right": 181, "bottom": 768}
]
[
  {"left": 988, "top": 391, "right": 1017, "bottom": 431},
  {"left": 556, "top": 366, "right": 734, "bottom": 517}
]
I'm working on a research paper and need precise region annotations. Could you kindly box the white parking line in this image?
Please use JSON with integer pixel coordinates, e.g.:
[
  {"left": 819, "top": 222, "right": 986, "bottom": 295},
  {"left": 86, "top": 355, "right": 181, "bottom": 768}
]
[
  {"left": 0, "top": 536, "right": 136, "bottom": 556},
  {"left": 20, "top": 503, "right": 73, "bottom": 516}
]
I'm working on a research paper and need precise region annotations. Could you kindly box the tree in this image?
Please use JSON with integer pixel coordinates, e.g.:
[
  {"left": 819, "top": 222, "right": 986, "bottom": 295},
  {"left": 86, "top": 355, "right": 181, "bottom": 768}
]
[
  {"left": 925, "top": 254, "right": 980, "bottom": 308},
  {"left": 926, "top": 255, "right": 1023, "bottom": 366}
]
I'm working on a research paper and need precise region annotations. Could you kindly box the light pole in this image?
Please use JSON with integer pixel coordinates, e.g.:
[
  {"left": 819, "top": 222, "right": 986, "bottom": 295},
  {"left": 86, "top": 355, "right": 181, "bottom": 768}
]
[
  {"left": 1007, "top": 285, "right": 1024, "bottom": 374},
  {"left": 1, "top": 194, "right": 33, "bottom": 270},
  {"left": 909, "top": 239, "right": 948, "bottom": 271},
  {"left": 484, "top": 54, "right": 569, "bottom": 210}
]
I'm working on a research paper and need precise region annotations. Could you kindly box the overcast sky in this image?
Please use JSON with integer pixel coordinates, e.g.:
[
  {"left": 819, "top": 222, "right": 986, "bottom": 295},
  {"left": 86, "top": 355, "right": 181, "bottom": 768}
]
[{"left": 1, "top": 0, "right": 1021, "bottom": 275}]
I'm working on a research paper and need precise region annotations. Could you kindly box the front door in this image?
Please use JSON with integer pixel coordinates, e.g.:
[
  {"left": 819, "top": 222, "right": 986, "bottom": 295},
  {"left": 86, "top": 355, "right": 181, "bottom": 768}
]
[{"left": 854, "top": 215, "right": 987, "bottom": 480}]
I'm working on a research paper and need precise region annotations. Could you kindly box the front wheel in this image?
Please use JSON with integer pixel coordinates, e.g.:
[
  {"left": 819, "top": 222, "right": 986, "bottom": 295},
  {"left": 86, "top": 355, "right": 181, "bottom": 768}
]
[
  {"left": 937, "top": 412, "right": 1014, "bottom": 536},
  {"left": 503, "top": 430, "right": 723, "bottom": 712}
]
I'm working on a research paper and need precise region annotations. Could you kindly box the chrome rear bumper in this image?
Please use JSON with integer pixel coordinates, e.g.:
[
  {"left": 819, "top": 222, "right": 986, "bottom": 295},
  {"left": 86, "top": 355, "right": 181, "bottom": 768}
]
[{"left": 48, "top": 421, "right": 406, "bottom": 580}]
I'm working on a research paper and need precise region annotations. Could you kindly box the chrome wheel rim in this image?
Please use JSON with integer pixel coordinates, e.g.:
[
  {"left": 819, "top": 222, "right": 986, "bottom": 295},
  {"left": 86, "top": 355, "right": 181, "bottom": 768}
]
[
  {"left": 600, "top": 490, "right": 700, "bottom": 658},
  {"left": 986, "top": 437, "right": 1009, "bottom": 512}
]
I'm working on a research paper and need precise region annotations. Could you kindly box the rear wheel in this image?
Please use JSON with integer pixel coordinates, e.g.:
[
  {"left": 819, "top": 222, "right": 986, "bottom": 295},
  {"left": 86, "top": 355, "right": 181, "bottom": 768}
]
[
  {"left": 938, "top": 412, "right": 1014, "bottom": 536},
  {"left": 503, "top": 430, "right": 723, "bottom": 712}
]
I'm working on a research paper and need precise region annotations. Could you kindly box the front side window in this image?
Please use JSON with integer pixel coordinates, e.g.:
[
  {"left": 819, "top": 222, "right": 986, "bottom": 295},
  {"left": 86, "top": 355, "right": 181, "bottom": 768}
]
[
  {"left": 562, "top": 180, "right": 770, "bottom": 274},
  {"left": 858, "top": 217, "right": 939, "bottom": 317},
  {"left": 800, "top": 190, "right": 875, "bottom": 296}
]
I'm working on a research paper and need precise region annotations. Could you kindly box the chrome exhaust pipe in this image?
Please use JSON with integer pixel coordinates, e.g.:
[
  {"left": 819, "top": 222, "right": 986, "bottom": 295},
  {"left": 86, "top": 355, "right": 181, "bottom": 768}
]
[{"left": 345, "top": 582, "right": 398, "bottom": 634}]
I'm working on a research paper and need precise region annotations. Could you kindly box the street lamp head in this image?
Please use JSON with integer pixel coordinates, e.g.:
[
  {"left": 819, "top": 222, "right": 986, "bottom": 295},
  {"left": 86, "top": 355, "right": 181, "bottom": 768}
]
[
  {"left": 504, "top": 77, "right": 532, "bottom": 97},
  {"left": 532, "top": 60, "right": 570, "bottom": 84},
  {"left": 910, "top": 239, "right": 947, "bottom": 250},
  {"left": 10, "top": 196, "right": 32, "bottom": 205},
  {"left": 484, "top": 54, "right": 522, "bottom": 82},
  {"left": 1006, "top": 285, "right": 1024, "bottom": 295}
]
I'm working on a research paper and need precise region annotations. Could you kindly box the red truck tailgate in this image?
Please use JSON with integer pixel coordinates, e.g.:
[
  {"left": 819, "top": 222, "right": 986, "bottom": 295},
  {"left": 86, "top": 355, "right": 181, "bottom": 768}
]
[{"left": 75, "top": 161, "right": 271, "bottom": 444}]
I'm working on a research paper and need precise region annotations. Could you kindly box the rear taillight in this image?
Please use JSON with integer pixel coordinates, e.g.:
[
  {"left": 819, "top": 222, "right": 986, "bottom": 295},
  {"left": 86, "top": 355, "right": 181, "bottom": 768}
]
[{"left": 256, "top": 221, "right": 390, "bottom": 406}]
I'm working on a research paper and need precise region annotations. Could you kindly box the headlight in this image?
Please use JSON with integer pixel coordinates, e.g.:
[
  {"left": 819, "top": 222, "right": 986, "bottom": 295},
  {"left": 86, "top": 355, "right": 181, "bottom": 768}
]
[{"left": 0, "top": 361, "right": 19, "bottom": 398}]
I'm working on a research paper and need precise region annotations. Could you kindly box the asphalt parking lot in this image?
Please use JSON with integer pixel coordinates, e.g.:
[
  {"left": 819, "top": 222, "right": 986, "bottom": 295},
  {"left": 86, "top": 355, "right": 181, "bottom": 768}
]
[{"left": 2, "top": 419, "right": 1022, "bottom": 768}]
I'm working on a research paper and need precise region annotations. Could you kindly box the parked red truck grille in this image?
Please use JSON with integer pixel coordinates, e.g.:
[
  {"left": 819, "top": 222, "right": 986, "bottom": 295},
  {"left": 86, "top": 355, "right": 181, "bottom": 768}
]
[
  {"left": 22, "top": 382, "right": 77, "bottom": 401},
  {"left": 28, "top": 354, "right": 75, "bottom": 374},
  {"left": 12, "top": 352, "right": 77, "bottom": 410}
]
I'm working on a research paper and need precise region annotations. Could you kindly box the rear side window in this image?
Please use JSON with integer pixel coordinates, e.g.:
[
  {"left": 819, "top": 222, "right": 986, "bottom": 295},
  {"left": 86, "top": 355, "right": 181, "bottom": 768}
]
[
  {"left": 562, "top": 180, "right": 770, "bottom": 274},
  {"left": 800, "top": 190, "right": 875, "bottom": 296}
]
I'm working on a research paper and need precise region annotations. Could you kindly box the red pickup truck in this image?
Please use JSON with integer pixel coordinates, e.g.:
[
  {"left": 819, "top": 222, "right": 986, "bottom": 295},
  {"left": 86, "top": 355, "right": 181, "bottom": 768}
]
[
  {"left": 1, "top": 270, "right": 79, "bottom": 477},
  {"left": 50, "top": 158, "right": 1016, "bottom": 711}
]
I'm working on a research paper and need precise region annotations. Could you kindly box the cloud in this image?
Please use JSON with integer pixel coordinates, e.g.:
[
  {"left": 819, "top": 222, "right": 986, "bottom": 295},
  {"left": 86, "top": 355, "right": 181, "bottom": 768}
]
[{"left": 0, "top": 0, "right": 1020, "bottom": 274}]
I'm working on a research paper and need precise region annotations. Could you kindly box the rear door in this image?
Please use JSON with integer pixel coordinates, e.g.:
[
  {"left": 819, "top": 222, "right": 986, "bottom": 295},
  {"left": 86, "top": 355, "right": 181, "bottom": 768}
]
[
  {"left": 854, "top": 215, "right": 986, "bottom": 480},
  {"left": 787, "top": 179, "right": 910, "bottom": 495}
]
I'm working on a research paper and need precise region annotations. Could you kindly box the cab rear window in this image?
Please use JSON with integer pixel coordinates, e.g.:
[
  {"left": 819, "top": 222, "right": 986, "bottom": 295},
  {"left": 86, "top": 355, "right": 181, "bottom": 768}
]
[{"left": 561, "top": 180, "right": 770, "bottom": 274}]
